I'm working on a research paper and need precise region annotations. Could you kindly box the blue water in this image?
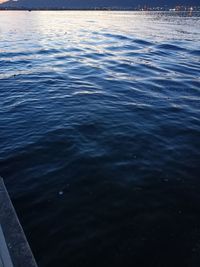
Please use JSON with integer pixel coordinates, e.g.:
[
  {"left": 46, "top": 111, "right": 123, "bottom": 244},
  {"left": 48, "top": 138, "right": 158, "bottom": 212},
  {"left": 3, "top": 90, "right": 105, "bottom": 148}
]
[{"left": 0, "top": 11, "right": 200, "bottom": 267}]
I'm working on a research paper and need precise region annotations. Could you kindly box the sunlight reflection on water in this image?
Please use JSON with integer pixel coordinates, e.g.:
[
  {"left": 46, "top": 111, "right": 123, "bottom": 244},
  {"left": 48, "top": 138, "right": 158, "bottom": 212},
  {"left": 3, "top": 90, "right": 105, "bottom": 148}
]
[{"left": 0, "top": 11, "right": 200, "bottom": 267}]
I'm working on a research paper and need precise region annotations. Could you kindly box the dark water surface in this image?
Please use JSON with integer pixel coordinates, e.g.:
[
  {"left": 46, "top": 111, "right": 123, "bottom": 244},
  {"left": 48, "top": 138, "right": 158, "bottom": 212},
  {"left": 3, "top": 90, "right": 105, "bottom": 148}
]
[{"left": 0, "top": 11, "right": 200, "bottom": 267}]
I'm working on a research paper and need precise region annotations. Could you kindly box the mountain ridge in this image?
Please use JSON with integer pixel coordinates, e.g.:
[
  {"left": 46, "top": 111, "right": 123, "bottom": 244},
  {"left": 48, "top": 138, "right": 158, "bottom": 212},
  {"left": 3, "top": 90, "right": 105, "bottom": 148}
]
[{"left": 1, "top": 0, "right": 199, "bottom": 9}]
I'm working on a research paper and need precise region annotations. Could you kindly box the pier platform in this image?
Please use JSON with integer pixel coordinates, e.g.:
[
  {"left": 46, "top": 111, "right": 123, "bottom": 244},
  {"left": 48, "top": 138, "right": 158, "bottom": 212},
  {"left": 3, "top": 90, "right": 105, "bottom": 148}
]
[{"left": 0, "top": 177, "right": 38, "bottom": 267}]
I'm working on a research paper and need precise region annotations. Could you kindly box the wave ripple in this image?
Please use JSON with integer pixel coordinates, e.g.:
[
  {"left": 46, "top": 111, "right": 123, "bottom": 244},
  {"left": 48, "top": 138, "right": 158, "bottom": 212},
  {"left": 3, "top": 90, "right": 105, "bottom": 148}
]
[{"left": 0, "top": 11, "right": 200, "bottom": 267}]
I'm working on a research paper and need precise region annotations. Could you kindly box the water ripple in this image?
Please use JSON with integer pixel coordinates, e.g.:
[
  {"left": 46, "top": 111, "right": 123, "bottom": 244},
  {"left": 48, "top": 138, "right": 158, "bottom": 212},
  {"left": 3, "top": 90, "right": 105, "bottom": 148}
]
[{"left": 0, "top": 11, "right": 200, "bottom": 267}]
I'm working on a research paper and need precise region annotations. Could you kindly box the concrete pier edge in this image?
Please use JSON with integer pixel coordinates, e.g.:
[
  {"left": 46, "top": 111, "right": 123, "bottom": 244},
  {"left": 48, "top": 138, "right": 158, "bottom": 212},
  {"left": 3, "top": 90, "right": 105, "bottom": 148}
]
[{"left": 0, "top": 177, "right": 38, "bottom": 267}]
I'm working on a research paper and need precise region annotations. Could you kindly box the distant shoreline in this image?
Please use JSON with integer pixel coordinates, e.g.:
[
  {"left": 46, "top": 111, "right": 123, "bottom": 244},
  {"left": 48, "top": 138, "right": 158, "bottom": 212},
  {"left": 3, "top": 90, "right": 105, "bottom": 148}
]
[{"left": 0, "top": 8, "right": 200, "bottom": 11}]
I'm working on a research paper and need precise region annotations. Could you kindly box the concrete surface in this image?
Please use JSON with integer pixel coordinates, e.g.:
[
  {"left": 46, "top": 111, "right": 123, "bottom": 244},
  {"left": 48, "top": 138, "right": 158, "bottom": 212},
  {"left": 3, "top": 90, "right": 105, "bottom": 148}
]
[{"left": 0, "top": 177, "right": 38, "bottom": 267}]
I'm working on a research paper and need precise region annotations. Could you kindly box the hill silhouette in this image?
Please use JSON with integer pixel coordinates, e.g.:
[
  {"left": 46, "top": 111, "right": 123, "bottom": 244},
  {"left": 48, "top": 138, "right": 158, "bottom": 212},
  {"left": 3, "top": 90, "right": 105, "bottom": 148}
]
[{"left": 0, "top": 0, "right": 199, "bottom": 9}]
